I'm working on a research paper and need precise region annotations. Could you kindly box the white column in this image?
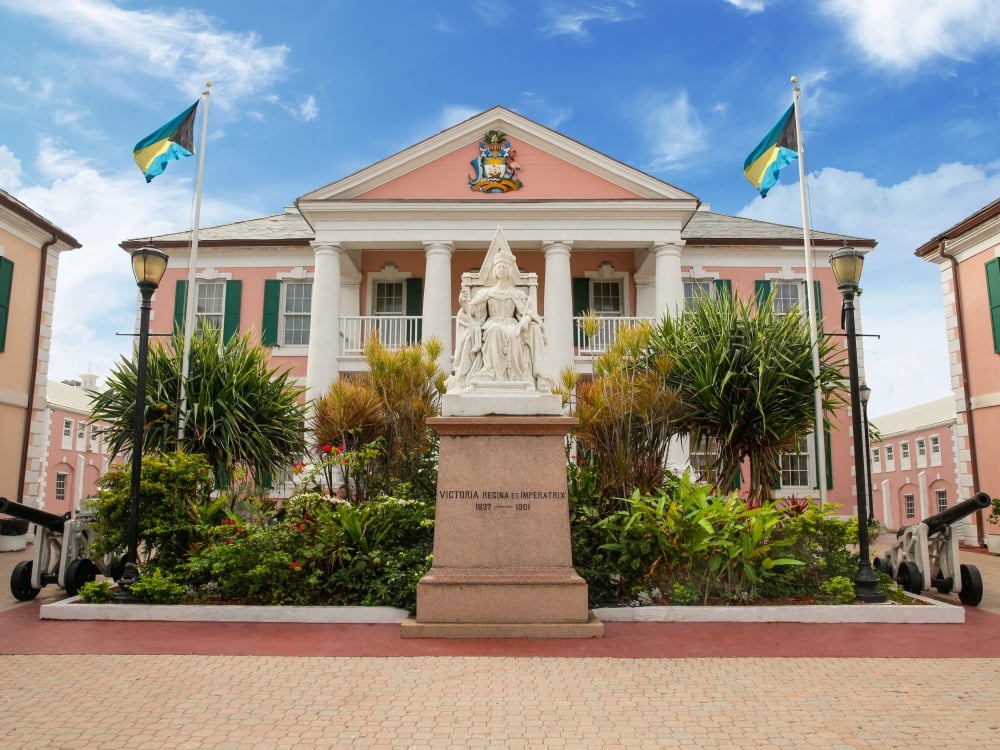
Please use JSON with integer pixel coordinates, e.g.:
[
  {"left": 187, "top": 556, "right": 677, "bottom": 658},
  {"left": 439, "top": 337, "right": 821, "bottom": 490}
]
[
  {"left": 543, "top": 241, "right": 574, "bottom": 380},
  {"left": 653, "top": 243, "right": 684, "bottom": 319},
  {"left": 423, "top": 241, "right": 454, "bottom": 373},
  {"left": 306, "top": 242, "right": 342, "bottom": 403}
]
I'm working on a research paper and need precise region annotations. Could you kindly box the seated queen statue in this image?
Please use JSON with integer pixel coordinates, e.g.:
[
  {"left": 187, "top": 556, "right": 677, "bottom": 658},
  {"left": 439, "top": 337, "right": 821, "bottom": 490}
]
[{"left": 448, "top": 242, "right": 554, "bottom": 394}]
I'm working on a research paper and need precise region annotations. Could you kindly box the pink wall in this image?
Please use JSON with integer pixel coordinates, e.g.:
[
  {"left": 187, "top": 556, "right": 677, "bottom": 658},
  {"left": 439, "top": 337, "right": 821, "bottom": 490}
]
[
  {"left": 43, "top": 405, "right": 108, "bottom": 516},
  {"left": 870, "top": 425, "right": 957, "bottom": 530}
]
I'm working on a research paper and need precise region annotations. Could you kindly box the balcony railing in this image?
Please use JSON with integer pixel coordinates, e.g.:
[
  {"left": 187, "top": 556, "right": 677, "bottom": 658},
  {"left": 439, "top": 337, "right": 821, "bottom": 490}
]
[{"left": 338, "top": 315, "right": 651, "bottom": 357}]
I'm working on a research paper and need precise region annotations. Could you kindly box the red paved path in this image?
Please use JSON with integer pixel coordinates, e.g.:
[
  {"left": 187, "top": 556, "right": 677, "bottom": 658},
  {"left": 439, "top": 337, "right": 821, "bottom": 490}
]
[{"left": 4, "top": 600, "right": 999, "bottom": 658}]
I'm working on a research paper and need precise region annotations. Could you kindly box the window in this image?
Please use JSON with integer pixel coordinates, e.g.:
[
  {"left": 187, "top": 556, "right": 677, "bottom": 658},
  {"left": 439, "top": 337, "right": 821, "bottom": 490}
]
[
  {"left": 89, "top": 424, "right": 99, "bottom": 453},
  {"left": 55, "top": 473, "right": 67, "bottom": 501},
  {"left": 62, "top": 419, "right": 73, "bottom": 438},
  {"left": 900, "top": 441, "right": 911, "bottom": 470},
  {"left": 683, "top": 281, "right": 712, "bottom": 311},
  {"left": 930, "top": 435, "right": 940, "bottom": 454},
  {"left": 872, "top": 447, "right": 881, "bottom": 472},
  {"left": 0, "top": 256, "right": 12, "bottom": 352},
  {"left": 772, "top": 282, "right": 801, "bottom": 315},
  {"left": 904, "top": 494, "right": 915, "bottom": 519},
  {"left": 885, "top": 444, "right": 895, "bottom": 471},
  {"left": 986, "top": 257, "right": 1000, "bottom": 354},
  {"left": 591, "top": 280, "right": 623, "bottom": 316},
  {"left": 374, "top": 281, "right": 404, "bottom": 315},
  {"left": 196, "top": 281, "right": 226, "bottom": 331},
  {"left": 281, "top": 282, "right": 312, "bottom": 346},
  {"left": 174, "top": 279, "right": 242, "bottom": 343},
  {"left": 688, "top": 438, "right": 719, "bottom": 483},
  {"left": 916, "top": 438, "right": 927, "bottom": 468},
  {"left": 780, "top": 437, "right": 811, "bottom": 487},
  {"left": 936, "top": 489, "right": 948, "bottom": 514}
]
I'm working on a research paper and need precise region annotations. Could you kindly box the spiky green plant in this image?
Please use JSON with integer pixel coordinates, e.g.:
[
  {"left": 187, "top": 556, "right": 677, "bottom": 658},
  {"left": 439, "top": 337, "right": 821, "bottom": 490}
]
[
  {"left": 648, "top": 291, "right": 845, "bottom": 506},
  {"left": 91, "top": 328, "right": 307, "bottom": 491}
]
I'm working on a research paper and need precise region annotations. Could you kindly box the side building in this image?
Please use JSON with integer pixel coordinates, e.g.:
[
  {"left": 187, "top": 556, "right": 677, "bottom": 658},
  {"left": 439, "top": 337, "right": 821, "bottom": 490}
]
[
  {"left": 868, "top": 397, "right": 958, "bottom": 532},
  {"left": 916, "top": 197, "right": 1000, "bottom": 546},
  {"left": 0, "top": 189, "right": 80, "bottom": 506},
  {"left": 122, "top": 106, "right": 877, "bottom": 510}
]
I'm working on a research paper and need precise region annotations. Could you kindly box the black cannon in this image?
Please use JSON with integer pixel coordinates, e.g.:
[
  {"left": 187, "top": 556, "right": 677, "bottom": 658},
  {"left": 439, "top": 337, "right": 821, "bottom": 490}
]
[
  {"left": 1, "top": 497, "right": 106, "bottom": 600},
  {"left": 876, "top": 491, "right": 990, "bottom": 605}
]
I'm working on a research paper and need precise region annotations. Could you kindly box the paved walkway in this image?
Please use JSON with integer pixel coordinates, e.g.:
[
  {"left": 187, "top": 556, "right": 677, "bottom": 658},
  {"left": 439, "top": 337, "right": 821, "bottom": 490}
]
[{"left": 2, "top": 542, "right": 1000, "bottom": 749}]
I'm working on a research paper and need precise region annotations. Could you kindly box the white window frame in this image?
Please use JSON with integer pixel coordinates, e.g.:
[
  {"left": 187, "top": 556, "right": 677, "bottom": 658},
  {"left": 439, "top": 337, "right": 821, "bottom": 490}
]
[
  {"left": 929, "top": 434, "right": 942, "bottom": 467},
  {"left": 585, "top": 262, "right": 630, "bottom": 317},
  {"left": 195, "top": 280, "right": 227, "bottom": 333},
  {"left": 915, "top": 438, "right": 927, "bottom": 469},
  {"left": 88, "top": 423, "right": 99, "bottom": 453},
  {"left": 771, "top": 281, "right": 802, "bottom": 316},
  {"left": 61, "top": 418, "right": 73, "bottom": 450},
  {"left": 683, "top": 280, "right": 713, "bottom": 311},
  {"left": 779, "top": 436, "right": 813, "bottom": 489},
  {"left": 55, "top": 472, "right": 68, "bottom": 501},
  {"left": 872, "top": 447, "right": 881, "bottom": 474},
  {"left": 76, "top": 422, "right": 86, "bottom": 451},
  {"left": 904, "top": 494, "right": 915, "bottom": 518},
  {"left": 900, "top": 441, "right": 911, "bottom": 471},
  {"left": 280, "top": 280, "right": 312, "bottom": 347},
  {"left": 935, "top": 489, "right": 948, "bottom": 514},
  {"left": 885, "top": 444, "right": 896, "bottom": 472}
]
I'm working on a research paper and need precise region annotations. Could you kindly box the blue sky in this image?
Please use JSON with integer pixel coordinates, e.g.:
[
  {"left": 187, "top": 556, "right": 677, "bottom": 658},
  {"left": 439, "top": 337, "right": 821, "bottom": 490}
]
[{"left": 1, "top": 0, "right": 998, "bottom": 418}]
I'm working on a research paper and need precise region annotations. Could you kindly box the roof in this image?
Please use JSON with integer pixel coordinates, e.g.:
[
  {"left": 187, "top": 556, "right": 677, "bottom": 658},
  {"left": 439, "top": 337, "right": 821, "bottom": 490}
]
[
  {"left": 124, "top": 206, "right": 874, "bottom": 249},
  {"left": 0, "top": 188, "right": 81, "bottom": 249},
  {"left": 871, "top": 396, "right": 955, "bottom": 437},
  {"left": 46, "top": 380, "right": 97, "bottom": 414},
  {"left": 914, "top": 197, "right": 1000, "bottom": 258}
]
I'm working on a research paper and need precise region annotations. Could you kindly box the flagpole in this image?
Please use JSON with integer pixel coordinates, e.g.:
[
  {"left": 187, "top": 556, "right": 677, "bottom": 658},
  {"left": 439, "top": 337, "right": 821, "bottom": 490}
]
[
  {"left": 178, "top": 81, "right": 211, "bottom": 442},
  {"left": 790, "top": 76, "right": 828, "bottom": 504}
]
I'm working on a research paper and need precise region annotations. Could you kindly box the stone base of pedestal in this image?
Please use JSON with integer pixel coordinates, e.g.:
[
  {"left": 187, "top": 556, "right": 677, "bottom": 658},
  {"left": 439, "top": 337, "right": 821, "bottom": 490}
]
[{"left": 405, "top": 414, "right": 602, "bottom": 639}]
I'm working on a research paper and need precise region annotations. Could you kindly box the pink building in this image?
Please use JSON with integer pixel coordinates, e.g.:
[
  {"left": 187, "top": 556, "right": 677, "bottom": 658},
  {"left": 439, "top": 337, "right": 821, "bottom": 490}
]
[
  {"left": 120, "top": 106, "right": 877, "bottom": 507},
  {"left": 38, "top": 376, "right": 109, "bottom": 516},
  {"left": 0, "top": 189, "right": 80, "bottom": 507},
  {"left": 868, "top": 397, "right": 958, "bottom": 532},
  {"left": 917, "top": 197, "right": 1000, "bottom": 546}
]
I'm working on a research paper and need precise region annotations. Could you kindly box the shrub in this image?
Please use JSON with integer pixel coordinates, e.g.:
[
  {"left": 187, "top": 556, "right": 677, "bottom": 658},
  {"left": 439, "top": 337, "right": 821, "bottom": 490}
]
[
  {"left": 78, "top": 580, "right": 114, "bottom": 603},
  {"left": 819, "top": 575, "right": 856, "bottom": 604},
  {"left": 129, "top": 568, "right": 188, "bottom": 604}
]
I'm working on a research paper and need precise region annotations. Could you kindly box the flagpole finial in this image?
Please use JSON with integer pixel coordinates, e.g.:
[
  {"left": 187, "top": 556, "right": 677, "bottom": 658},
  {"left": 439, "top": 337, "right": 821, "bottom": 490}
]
[{"left": 790, "top": 75, "right": 798, "bottom": 84}]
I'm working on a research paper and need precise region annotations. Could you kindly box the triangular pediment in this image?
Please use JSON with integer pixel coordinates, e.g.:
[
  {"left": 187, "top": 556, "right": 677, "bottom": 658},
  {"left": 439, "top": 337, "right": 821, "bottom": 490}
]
[{"left": 297, "top": 106, "right": 697, "bottom": 203}]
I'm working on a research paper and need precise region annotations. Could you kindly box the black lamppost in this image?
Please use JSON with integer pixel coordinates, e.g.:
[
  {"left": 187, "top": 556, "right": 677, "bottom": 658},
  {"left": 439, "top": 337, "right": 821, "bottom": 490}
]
[
  {"left": 112, "top": 246, "right": 168, "bottom": 603},
  {"left": 829, "top": 246, "right": 885, "bottom": 602},
  {"left": 859, "top": 383, "right": 874, "bottom": 523}
]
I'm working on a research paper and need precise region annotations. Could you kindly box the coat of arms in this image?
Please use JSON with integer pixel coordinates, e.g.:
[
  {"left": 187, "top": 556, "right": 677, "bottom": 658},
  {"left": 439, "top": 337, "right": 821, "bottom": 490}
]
[{"left": 468, "top": 129, "right": 523, "bottom": 193}]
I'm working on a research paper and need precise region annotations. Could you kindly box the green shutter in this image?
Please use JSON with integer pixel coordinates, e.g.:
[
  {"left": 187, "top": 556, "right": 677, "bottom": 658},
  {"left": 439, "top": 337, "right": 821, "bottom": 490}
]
[
  {"left": 754, "top": 280, "right": 771, "bottom": 309},
  {"left": 714, "top": 279, "right": 732, "bottom": 298},
  {"left": 223, "top": 280, "right": 242, "bottom": 343},
  {"left": 405, "top": 278, "right": 423, "bottom": 343},
  {"left": 0, "top": 257, "right": 13, "bottom": 352},
  {"left": 262, "top": 280, "right": 281, "bottom": 346},
  {"left": 987, "top": 258, "right": 1000, "bottom": 354},
  {"left": 804, "top": 280, "right": 822, "bottom": 323},
  {"left": 173, "top": 280, "right": 188, "bottom": 335},
  {"left": 824, "top": 424, "right": 833, "bottom": 490}
]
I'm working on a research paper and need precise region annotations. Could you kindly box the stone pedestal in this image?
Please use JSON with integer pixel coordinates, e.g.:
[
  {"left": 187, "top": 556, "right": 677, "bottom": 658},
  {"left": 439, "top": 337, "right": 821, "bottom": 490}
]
[{"left": 401, "top": 415, "right": 603, "bottom": 638}]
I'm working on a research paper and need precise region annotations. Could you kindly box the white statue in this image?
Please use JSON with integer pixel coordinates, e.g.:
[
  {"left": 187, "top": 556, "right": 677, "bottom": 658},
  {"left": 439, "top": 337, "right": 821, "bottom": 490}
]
[{"left": 448, "top": 243, "right": 553, "bottom": 394}]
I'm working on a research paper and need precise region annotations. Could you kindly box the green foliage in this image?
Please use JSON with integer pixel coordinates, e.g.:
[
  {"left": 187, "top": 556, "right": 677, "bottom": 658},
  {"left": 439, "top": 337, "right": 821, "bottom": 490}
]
[
  {"left": 90, "top": 328, "right": 307, "bottom": 494},
  {"left": 647, "top": 291, "right": 845, "bottom": 506},
  {"left": 312, "top": 337, "right": 445, "bottom": 501},
  {"left": 566, "top": 321, "right": 684, "bottom": 507},
  {"left": 819, "top": 575, "right": 856, "bottom": 604},
  {"left": 567, "top": 454, "right": 623, "bottom": 605},
  {"left": 129, "top": 568, "right": 188, "bottom": 604},
  {"left": 86, "top": 451, "right": 215, "bottom": 568},
  {"left": 77, "top": 580, "right": 114, "bottom": 603},
  {"left": 989, "top": 497, "right": 1000, "bottom": 525},
  {"left": 181, "top": 489, "right": 434, "bottom": 608},
  {"left": 597, "top": 472, "right": 802, "bottom": 604}
]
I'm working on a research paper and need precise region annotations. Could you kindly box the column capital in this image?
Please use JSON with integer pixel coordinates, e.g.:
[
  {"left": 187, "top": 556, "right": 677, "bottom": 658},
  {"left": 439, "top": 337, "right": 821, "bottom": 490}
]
[
  {"left": 423, "top": 240, "right": 455, "bottom": 256},
  {"left": 542, "top": 240, "right": 573, "bottom": 256},
  {"left": 310, "top": 240, "right": 343, "bottom": 256},
  {"left": 652, "top": 241, "right": 684, "bottom": 256}
]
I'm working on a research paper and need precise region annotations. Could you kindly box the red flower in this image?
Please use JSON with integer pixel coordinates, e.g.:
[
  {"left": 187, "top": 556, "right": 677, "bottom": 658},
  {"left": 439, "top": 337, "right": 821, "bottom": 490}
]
[
  {"left": 289, "top": 561, "right": 303, "bottom": 571},
  {"left": 335, "top": 445, "right": 345, "bottom": 455},
  {"left": 322, "top": 444, "right": 332, "bottom": 454}
]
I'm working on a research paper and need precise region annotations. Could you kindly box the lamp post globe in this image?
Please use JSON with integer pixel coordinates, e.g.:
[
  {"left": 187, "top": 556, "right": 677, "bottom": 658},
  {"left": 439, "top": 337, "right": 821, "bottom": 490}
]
[
  {"left": 112, "top": 246, "right": 168, "bottom": 603},
  {"left": 829, "top": 245, "right": 885, "bottom": 602}
]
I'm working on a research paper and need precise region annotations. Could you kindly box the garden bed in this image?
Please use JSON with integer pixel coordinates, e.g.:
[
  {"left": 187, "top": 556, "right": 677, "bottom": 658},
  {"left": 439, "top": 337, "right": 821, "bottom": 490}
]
[{"left": 40, "top": 591, "right": 962, "bottom": 624}]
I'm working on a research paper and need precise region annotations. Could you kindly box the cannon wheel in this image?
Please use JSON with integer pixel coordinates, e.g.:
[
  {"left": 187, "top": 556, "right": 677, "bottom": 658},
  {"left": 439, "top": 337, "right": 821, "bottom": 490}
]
[
  {"left": 10, "top": 560, "right": 41, "bottom": 601},
  {"left": 959, "top": 564, "right": 984, "bottom": 606},
  {"left": 65, "top": 558, "right": 98, "bottom": 597},
  {"left": 896, "top": 561, "right": 923, "bottom": 594}
]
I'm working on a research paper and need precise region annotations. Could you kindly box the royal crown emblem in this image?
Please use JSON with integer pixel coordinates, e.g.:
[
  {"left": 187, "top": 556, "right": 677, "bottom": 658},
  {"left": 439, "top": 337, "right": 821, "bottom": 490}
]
[{"left": 468, "top": 129, "right": 523, "bottom": 193}]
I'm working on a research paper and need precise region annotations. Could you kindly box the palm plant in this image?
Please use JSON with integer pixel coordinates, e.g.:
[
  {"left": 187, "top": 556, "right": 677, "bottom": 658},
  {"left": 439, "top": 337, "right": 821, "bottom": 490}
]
[
  {"left": 648, "top": 292, "right": 845, "bottom": 506},
  {"left": 568, "top": 320, "right": 684, "bottom": 507},
  {"left": 91, "top": 328, "right": 307, "bottom": 492}
]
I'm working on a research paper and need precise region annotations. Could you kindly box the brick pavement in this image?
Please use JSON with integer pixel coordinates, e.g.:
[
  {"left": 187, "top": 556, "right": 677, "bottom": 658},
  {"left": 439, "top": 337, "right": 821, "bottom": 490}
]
[{"left": 2, "top": 543, "right": 1000, "bottom": 748}]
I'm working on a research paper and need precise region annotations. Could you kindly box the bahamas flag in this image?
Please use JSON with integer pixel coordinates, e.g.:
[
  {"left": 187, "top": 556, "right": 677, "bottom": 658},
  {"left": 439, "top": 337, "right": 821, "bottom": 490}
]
[
  {"left": 133, "top": 102, "right": 198, "bottom": 183},
  {"left": 743, "top": 104, "right": 798, "bottom": 198}
]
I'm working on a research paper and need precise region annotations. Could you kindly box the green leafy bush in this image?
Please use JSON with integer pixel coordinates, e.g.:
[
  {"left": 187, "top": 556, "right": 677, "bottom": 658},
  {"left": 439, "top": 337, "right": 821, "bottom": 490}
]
[
  {"left": 77, "top": 580, "right": 114, "bottom": 603},
  {"left": 129, "top": 568, "right": 188, "bottom": 604},
  {"left": 819, "top": 575, "right": 856, "bottom": 604}
]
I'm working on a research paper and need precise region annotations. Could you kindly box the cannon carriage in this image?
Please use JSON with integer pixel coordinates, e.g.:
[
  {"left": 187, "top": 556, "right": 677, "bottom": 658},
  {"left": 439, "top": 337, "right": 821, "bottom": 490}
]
[
  {"left": 874, "top": 492, "right": 990, "bottom": 606},
  {"left": 1, "top": 497, "right": 114, "bottom": 600}
]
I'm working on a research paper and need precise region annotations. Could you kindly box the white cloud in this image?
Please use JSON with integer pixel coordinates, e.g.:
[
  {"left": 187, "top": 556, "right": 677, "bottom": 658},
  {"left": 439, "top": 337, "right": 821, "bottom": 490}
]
[
  {"left": 0, "top": 0, "right": 291, "bottom": 109},
  {"left": 638, "top": 91, "right": 707, "bottom": 171},
  {"left": 540, "top": 1, "right": 638, "bottom": 39},
  {"left": 9, "top": 138, "right": 255, "bottom": 386},
  {"left": 738, "top": 161, "right": 1000, "bottom": 417},
  {"left": 820, "top": 0, "right": 1000, "bottom": 69},
  {"left": 725, "top": 0, "right": 766, "bottom": 13},
  {"left": 0, "top": 146, "right": 22, "bottom": 188}
]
